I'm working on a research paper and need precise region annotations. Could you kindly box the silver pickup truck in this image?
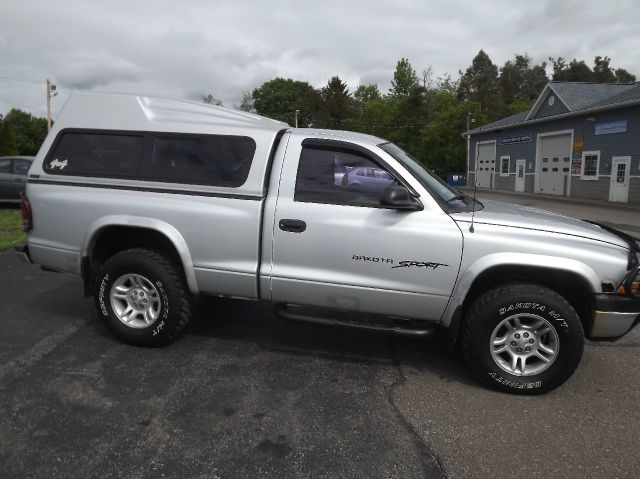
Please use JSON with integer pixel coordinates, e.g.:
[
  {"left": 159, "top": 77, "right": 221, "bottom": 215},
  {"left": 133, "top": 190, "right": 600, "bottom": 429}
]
[{"left": 16, "top": 92, "right": 640, "bottom": 394}]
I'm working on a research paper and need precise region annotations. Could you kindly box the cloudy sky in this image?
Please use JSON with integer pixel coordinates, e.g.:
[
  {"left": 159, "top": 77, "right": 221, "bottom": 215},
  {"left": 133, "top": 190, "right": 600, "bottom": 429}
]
[{"left": 1, "top": 0, "right": 639, "bottom": 119}]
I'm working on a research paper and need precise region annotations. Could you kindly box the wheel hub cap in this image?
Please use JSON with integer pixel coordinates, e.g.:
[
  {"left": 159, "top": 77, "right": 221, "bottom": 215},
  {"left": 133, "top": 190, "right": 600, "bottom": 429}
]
[
  {"left": 110, "top": 274, "right": 161, "bottom": 329},
  {"left": 490, "top": 313, "right": 559, "bottom": 377}
]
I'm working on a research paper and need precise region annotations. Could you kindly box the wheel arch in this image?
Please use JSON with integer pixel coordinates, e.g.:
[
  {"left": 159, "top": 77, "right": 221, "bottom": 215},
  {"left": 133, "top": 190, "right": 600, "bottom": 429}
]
[
  {"left": 443, "top": 253, "right": 599, "bottom": 346},
  {"left": 83, "top": 216, "right": 198, "bottom": 294}
]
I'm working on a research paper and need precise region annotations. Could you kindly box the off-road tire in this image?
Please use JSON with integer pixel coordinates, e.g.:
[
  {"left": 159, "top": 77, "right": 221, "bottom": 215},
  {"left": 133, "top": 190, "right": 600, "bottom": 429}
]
[
  {"left": 94, "top": 248, "right": 191, "bottom": 346},
  {"left": 461, "top": 283, "right": 584, "bottom": 395}
]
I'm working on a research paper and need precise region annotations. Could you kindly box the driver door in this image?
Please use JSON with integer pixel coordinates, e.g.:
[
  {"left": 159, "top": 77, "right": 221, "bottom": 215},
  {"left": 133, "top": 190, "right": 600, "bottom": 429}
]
[{"left": 269, "top": 139, "right": 463, "bottom": 320}]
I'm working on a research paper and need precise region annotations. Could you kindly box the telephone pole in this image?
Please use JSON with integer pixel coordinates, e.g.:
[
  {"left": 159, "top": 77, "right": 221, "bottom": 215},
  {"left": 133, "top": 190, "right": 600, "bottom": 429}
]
[{"left": 46, "top": 79, "right": 57, "bottom": 131}]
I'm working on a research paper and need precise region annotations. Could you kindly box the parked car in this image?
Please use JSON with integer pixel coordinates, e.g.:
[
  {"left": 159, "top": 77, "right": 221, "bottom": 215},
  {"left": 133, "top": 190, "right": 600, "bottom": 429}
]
[
  {"left": 15, "top": 92, "right": 640, "bottom": 395},
  {"left": 343, "top": 166, "right": 395, "bottom": 194},
  {"left": 0, "top": 156, "right": 33, "bottom": 202}
]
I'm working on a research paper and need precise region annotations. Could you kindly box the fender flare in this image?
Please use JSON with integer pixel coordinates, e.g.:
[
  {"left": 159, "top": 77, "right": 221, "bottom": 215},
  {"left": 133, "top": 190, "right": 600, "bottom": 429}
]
[
  {"left": 82, "top": 215, "right": 199, "bottom": 294},
  {"left": 440, "top": 252, "right": 599, "bottom": 328}
]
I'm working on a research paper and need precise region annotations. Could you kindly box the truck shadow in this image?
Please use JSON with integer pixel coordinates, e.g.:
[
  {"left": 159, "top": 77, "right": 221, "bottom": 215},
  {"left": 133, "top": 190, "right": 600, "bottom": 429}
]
[
  {"left": 22, "top": 270, "right": 478, "bottom": 390},
  {"left": 189, "top": 295, "right": 478, "bottom": 388}
]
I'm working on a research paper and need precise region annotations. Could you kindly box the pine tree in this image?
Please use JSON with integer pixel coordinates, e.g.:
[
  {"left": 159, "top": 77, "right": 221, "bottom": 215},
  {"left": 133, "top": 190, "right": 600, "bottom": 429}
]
[
  {"left": 458, "top": 50, "right": 502, "bottom": 119},
  {"left": 389, "top": 58, "right": 419, "bottom": 97},
  {"left": 321, "top": 76, "right": 351, "bottom": 129}
]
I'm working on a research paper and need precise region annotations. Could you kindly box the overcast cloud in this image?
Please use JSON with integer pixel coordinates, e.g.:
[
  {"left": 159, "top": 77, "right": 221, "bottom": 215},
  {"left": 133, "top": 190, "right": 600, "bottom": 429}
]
[{"left": 1, "top": 0, "right": 639, "bottom": 119}]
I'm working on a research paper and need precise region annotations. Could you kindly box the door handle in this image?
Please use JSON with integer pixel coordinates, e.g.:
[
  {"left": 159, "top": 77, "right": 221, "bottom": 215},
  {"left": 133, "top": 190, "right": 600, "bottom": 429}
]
[{"left": 279, "top": 219, "right": 306, "bottom": 233}]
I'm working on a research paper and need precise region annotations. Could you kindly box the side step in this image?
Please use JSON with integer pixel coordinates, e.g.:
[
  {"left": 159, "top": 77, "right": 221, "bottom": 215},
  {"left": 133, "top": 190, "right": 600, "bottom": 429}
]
[{"left": 274, "top": 304, "right": 440, "bottom": 338}]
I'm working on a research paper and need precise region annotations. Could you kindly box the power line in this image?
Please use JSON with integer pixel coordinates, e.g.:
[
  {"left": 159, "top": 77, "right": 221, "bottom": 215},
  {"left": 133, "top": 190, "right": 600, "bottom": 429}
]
[{"left": 0, "top": 75, "right": 43, "bottom": 85}]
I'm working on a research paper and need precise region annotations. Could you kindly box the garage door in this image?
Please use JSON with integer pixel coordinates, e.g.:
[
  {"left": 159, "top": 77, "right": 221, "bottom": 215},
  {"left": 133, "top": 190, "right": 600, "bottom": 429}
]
[
  {"left": 538, "top": 133, "right": 571, "bottom": 195},
  {"left": 476, "top": 142, "right": 495, "bottom": 188}
]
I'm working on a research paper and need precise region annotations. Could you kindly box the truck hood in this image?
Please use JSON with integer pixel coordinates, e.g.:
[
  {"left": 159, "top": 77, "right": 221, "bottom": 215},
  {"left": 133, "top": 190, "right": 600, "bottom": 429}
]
[{"left": 451, "top": 200, "right": 628, "bottom": 249}]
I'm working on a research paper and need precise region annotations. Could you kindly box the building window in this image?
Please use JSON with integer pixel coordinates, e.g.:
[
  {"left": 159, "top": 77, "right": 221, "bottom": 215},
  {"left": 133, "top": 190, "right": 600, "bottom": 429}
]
[
  {"left": 581, "top": 151, "right": 600, "bottom": 180},
  {"left": 499, "top": 156, "right": 510, "bottom": 176}
]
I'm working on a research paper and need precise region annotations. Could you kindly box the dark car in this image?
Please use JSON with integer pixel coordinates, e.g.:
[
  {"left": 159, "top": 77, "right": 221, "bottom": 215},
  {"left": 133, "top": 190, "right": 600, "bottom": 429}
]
[
  {"left": 0, "top": 156, "right": 33, "bottom": 203},
  {"left": 343, "top": 166, "right": 395, "bottom": 195}
]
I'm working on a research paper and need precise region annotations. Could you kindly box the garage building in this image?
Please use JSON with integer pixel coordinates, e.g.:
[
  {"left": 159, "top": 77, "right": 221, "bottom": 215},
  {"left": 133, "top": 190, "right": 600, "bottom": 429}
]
[{"left": 465, "top": 81, "right": 640, "bottom": 204}]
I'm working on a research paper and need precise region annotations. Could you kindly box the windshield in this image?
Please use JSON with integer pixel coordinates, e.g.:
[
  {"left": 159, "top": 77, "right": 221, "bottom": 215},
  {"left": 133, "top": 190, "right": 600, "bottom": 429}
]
[{"left": 378, "top": 142, "right": 481, "bottom": 212}]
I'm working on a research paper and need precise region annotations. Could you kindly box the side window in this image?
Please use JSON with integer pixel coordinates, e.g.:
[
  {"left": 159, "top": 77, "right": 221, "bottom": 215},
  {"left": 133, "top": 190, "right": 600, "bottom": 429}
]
[
  {"left": 0, "top": 159, "right": 11, "bottom": 174},
  {"left": 45, "top": 132, "right": 142, "bottom": 177},
  {"left": 147, "top": 135, "right": 256, "bottom": 187},
  {"left": 13, "top": 160, "right": 31, "bottom": 175},
  {"left": 500, "top": 156, "right": 510, "bottom": 176},
  {"left": 581, "top": 151, "right": 600, "bottom": 180},
  {"left": 294, "top": 147, "right": 397, "bottom": 207}
]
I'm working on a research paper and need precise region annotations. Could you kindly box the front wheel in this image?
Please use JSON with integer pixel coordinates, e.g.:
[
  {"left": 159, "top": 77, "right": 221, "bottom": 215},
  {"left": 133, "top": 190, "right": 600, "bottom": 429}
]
[
  {"left": 94, "top": 248, "right": 192, "bottom": 346},
  {"left": 461, "top": 283, "right": 584, "bottom": 394}
]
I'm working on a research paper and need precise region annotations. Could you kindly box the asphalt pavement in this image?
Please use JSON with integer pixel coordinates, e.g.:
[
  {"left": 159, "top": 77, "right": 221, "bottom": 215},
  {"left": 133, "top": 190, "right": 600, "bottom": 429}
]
[
  {"left": 1, "top": 191, "right": 640, "bottom": 478},
  {"left": 0, "top": 252, "right": 440, "bottom": 478}
]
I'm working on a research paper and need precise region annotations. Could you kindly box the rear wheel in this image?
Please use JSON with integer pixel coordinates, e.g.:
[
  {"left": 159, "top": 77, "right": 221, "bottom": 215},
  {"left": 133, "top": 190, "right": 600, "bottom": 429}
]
[
  {"left": 461, "top": 283, "right": 584, "bottom": 394},
  {"left": 94, "top": 248, "right": 191, "bottom": 346}
]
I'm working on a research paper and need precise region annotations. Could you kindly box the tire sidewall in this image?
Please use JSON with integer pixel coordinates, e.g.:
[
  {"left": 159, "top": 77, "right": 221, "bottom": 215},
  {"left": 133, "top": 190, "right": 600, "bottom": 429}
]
[
  {"left": 469, "top": 289, "right": 583, "bottom": 394},
  {"left": 95, "top": 253, "right": 176, "bottom": 345}
]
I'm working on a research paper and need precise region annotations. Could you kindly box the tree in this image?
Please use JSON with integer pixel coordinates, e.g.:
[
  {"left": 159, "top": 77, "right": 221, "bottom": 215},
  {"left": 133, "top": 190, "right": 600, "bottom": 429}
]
[
  {"left": 420, "top": 67, "right": 434, "bottom": 89},
  {"left": 0, "top": 120, "right": 19, "bottom": 156},
  {"left": 2, "top": 109, "right": 48, "bottom": 156},
  {"left": 458, "top": 50, "right": 502, "bottom": 119},
  {"left": 550, "top": 56, "right": 637, "bottom": 83},
  {"left": 435, "top": 74, "right": 458, "bottom": 95},
  {"left": 235, "top": 91, "right": 255, "bottom": 113},
  {"left": 592, "top": 56, "right": 616, "bottom": 83},
  {"left": 506, "top": 96, "right": 535, "bottom": 115},
  {"left": 499, "top": 54, "right": 548, "bottom": 104},
  {"left": 202, "top": 94, "right": 223, "bottom": 106},
  {"left": 347, "top": 85, "right": 388, "bottom": 133},
  {"left": 252, "top": 78, "right": 321, "bottom": 126},
  {"left": 423, "top": 92, "right": 485, "bottom": 175},
  {"left": 320, "top": 76, "right": 351, "bottom": 129},
  {"left": 549, "top": 57, "right": 593, "bottom": 82},
  {"left": 389, "top": 58, "right": 419, "bottom": 97},
  {"left": 353, "top": 84, "right": 381, "bottom": 104},
  {"left": 615, "top": 68, "right": 636, "bottom": 83},
  {"left": 351, "top": 96, "right": 395, "bottom": 138}
]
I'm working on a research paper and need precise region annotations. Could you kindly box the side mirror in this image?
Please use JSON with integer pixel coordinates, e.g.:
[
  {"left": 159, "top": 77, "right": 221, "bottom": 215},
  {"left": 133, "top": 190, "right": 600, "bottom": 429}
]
[{"left": 380, "top": 185, "right": 423, "bottom": 211}]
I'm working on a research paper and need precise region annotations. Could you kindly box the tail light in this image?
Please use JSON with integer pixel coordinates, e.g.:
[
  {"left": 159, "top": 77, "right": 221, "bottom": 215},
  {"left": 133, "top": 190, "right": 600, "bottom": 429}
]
[{"left": 21, "top": 193, "right": 33, "bottom": 232}]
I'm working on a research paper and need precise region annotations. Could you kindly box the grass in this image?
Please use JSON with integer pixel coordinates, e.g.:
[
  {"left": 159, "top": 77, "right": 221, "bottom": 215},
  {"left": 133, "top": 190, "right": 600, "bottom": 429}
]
[{"left": 0, "top": 209, "right": 26, "bottom": 252}]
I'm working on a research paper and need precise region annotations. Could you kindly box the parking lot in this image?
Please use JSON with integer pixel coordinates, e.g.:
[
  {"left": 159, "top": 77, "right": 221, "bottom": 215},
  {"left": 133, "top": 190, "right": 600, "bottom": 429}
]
[{"left": 1, "top": 193, "right": 639, "bottom": 478}]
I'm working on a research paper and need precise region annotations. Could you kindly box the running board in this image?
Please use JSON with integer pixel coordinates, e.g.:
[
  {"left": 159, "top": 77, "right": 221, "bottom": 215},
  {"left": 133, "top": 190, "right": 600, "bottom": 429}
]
[{"left": 274, "top": 304, "right": 440, "bottom": 337}]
